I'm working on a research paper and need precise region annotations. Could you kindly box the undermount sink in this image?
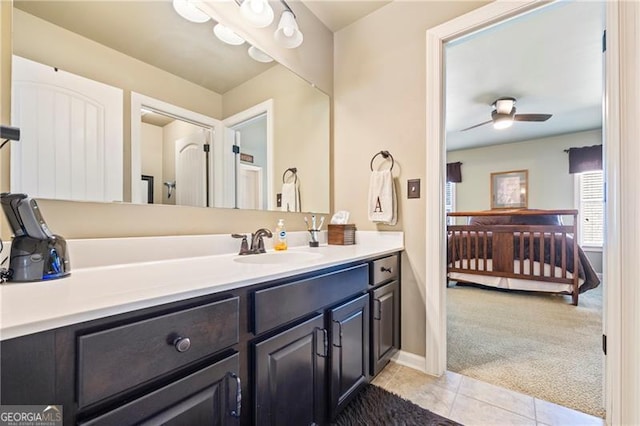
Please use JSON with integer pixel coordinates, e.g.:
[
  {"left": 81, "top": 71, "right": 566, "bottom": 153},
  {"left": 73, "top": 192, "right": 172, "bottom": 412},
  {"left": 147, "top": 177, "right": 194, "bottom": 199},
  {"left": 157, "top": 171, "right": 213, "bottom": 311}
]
[{"left": 233, "top": 251, "right": 324, "bottom": 265}]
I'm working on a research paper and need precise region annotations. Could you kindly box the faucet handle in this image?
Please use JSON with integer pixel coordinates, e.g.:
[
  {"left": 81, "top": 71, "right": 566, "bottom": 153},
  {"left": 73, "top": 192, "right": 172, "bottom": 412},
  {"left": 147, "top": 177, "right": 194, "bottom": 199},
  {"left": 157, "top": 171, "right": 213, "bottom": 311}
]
[{"left": 231, "top": 234, "right": 250, "bottom": 255}]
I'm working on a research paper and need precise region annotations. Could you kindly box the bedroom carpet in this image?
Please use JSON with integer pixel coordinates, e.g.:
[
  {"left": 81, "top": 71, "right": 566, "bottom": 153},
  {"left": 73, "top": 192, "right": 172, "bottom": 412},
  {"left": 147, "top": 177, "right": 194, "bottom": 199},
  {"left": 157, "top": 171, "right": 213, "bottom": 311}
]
[{"left": 447, "top": 282, "right": 604, "bottom": 418}]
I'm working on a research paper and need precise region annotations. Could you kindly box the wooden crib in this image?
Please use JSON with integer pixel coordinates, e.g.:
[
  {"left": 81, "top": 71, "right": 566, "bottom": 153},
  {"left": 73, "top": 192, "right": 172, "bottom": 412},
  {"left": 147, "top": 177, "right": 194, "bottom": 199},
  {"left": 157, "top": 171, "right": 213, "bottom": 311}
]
[{"left": 446, "top": 209, "right": 600, "bottom": 306}]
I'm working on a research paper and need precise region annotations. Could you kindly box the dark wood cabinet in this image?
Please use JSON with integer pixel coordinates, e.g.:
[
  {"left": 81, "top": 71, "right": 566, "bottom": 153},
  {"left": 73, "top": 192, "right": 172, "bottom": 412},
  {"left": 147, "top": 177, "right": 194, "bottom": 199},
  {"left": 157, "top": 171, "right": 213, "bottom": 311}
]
[
  {"left": 329, "top": 293, "right": 369, "bottom": 419},
  {"left": 371, "top": 279, "right": 400, "bottom": 376},
  {"left": 254, "top": 314, "right": 327, "bottom": 426},
  {"left": 80, "top": 353, "right": 241, "bottom": 426},
  {"left": 1, "top": 252, "right": 402, "bottom": 426}
]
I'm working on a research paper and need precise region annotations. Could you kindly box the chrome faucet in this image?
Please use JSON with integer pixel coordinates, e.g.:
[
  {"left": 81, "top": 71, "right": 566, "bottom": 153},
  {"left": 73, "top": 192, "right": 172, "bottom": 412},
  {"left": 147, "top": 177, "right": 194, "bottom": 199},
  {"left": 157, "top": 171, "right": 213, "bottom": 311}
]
[{"left": 232, "top": 229, "right": 273, "bottom": 255}]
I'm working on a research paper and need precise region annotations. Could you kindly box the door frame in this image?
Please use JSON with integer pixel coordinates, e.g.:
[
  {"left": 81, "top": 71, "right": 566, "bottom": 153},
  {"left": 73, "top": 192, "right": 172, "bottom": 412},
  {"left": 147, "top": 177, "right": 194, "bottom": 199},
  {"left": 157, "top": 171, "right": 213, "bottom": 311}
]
[
  {"left": 130, "top": 92, "right": 221, "bottom": 205},
  {"left": 223, "top": 99, "right": 274, "bottom": 210},
  {"left": 425, "top": 1, "right": 640, "bottom": 424}
]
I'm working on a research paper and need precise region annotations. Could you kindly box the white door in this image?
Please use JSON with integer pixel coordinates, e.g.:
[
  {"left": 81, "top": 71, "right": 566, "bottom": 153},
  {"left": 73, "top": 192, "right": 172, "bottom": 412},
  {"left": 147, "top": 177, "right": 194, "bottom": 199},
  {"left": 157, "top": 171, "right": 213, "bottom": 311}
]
[
  {"left": 175, "top": 131, "right": 207, "bottom": 207},
  {"left": 11, "top": 55, "right": 123, "bottom": 202},
  {"left": 238, "top": 164, "right": 263, "bottom": 210}
]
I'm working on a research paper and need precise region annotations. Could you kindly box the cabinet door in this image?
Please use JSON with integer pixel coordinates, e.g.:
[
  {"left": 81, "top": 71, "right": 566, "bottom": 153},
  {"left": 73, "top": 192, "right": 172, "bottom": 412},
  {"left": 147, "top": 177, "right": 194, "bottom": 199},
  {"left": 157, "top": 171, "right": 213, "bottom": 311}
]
[
  {"left": 254, "top": 314, "right": 327, "bottom": 426},
  {"left": 371, "top": 280, "right": 400, "bottom": 376},
  {"left": 329, "top": 293, "right": 370, "bottom": 419},
  {"left": 80, "top": 353, "right": 241, "bottom": 426}
]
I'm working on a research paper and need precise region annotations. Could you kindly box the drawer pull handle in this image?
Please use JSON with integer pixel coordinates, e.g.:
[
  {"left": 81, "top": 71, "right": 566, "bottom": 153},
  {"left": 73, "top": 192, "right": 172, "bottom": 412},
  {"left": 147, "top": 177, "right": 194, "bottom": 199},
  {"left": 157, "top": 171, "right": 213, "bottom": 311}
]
[
  {"left": 173, "top": 336, "right": 191, "bottom": 353},
  {"left": 380, "top": 266, "right": 393, "bottom": 273}
]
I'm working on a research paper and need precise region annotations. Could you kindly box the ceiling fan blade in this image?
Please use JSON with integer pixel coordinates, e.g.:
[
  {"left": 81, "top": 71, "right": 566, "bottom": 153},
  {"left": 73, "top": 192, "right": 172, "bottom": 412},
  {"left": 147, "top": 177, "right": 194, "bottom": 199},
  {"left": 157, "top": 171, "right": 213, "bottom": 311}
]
[
  {"left": 460, "top": 120, "right": 492, "bottom": 131},
  {"left": 513, "top": 113, "right": 552, "bottom": 122}
]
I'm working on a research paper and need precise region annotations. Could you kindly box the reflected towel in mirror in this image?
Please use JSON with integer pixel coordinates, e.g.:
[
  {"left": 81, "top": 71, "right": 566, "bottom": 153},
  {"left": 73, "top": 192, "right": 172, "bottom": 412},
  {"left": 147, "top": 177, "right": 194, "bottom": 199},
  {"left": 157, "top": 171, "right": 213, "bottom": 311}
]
[{"left": 281, "top": 182, "right": 300, "bottom": 212}]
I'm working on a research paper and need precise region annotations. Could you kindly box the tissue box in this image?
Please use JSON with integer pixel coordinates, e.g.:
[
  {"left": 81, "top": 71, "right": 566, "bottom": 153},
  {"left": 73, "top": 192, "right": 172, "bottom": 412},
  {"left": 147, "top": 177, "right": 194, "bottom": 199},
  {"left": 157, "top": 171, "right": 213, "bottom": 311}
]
[{"left": 328, "top": 224, "right": 356, "bottom": 245}]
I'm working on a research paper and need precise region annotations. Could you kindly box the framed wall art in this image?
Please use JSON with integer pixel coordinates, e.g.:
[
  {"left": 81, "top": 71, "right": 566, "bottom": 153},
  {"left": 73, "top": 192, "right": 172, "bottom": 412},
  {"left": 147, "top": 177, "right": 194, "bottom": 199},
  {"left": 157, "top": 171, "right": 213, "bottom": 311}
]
[{"left": 490, "top": 169, "right": 528, "bottom": 209}]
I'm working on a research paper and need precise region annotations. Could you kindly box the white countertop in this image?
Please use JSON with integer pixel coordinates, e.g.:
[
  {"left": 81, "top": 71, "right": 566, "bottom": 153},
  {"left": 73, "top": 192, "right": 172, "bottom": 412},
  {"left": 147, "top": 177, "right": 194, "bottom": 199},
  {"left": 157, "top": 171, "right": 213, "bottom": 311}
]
[{"left": 0, "top": 231, "right": 403, "bottom": 341}]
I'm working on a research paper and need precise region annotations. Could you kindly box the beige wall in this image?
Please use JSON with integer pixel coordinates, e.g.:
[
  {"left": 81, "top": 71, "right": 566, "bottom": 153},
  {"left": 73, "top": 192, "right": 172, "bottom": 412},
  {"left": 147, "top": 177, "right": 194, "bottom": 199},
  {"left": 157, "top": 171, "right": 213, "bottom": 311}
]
[
  {"left": 140, "top": 123, "right": 163, "bottom": 204},
  {"left": 333, "top": 1, "right": 489, "bottom": 356},
  {"left": 1, "top": 3, "right": 333, "bottom": 238},
  {"left": 447, "top": 129, "right": 603, "bottom": 212},
  {"left": 223, "top": 65, "right": 330, "bottom": 213}
]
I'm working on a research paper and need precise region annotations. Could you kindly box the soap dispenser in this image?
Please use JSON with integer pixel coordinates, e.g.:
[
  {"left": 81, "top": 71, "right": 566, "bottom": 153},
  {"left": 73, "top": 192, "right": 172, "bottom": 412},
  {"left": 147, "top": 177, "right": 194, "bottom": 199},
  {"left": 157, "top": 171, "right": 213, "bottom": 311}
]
[{"left": 274, "top": 219, "right": 288, "bottom": 251}]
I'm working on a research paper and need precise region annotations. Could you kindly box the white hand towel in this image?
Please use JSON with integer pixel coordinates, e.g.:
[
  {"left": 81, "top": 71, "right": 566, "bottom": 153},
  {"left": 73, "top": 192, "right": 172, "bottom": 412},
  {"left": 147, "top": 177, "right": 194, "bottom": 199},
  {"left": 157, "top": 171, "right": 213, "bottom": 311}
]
[
  {"left": 281, "top": 182, "right": 300, "bottom": 212},
  {"left": 368, "top": 170, "right": 397, "bottom": 225}
]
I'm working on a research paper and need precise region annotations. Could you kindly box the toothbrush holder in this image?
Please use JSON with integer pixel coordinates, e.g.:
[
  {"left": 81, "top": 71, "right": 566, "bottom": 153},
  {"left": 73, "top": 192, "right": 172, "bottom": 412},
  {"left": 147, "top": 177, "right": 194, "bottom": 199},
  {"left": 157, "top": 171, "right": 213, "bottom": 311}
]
[{"left": 308, "top": 229, "right": 320, "bottom": 247}]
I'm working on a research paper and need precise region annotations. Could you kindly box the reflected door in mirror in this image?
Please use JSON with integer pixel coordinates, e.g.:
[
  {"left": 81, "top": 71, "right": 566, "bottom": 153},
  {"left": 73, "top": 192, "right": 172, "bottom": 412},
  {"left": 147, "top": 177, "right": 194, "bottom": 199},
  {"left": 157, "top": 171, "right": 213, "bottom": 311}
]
[
  {"left": 11, "top": 56, "right": 123, "bottom": 202},
  {"left": 175, "top": 132, "right": 209, "bottom": 208}
]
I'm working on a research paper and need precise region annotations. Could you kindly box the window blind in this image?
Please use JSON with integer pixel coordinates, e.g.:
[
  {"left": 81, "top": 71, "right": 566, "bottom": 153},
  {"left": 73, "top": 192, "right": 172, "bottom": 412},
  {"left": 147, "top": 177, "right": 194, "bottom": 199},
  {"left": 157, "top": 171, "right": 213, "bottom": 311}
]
[
  {"left": 578, "top": 171, "right": 604, "bottom": 247},
  {"left": 445, "top": 182, "right": 456, "bottom": 225}
]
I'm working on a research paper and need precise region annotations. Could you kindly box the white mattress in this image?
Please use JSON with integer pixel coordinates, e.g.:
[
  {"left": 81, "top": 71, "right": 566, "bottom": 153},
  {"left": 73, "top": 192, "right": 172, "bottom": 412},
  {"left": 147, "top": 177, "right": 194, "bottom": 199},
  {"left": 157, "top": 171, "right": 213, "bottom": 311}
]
[{"left": 448, "top": 259, "right": 584, "bottom": 293}]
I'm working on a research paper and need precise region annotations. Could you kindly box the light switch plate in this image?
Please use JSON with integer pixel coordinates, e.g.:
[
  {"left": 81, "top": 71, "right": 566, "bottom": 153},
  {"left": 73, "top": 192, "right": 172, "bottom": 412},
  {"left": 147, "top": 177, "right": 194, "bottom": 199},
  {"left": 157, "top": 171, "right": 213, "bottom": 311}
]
[{"left": 408, "top": 179, "right": 420, "bottom": 199}]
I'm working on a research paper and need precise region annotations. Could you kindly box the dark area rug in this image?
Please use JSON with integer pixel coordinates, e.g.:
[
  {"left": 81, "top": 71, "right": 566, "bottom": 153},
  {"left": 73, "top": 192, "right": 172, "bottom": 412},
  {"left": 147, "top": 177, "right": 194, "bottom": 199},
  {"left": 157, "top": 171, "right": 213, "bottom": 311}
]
[{"left": 333, "top": 385, "right": 461, "bottom": 426}]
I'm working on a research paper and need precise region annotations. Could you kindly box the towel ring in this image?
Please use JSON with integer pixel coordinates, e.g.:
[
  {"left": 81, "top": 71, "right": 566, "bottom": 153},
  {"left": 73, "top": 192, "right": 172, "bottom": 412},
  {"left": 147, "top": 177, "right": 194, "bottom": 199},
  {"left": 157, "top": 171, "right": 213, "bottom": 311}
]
[
  {"left": 370, "top": 151, "right": 394, "bottom": 172},
  {"left": 282, "top": 167, "right": 298, "bottom": 183}
]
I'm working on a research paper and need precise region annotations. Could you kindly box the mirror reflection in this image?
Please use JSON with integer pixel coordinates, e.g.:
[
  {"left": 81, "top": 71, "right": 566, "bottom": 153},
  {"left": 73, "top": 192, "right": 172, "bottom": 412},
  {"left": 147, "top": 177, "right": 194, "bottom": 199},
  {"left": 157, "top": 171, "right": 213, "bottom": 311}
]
[{"left": 10, "top": 0, "right": 330, "bottom": 213}]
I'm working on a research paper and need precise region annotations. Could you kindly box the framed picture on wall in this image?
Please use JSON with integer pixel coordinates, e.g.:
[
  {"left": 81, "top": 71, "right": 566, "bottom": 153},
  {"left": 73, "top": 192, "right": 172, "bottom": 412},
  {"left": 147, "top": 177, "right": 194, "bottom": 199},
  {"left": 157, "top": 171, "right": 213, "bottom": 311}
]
[{"left": 491, "top": 170, "right": 528, "bottom": 209}]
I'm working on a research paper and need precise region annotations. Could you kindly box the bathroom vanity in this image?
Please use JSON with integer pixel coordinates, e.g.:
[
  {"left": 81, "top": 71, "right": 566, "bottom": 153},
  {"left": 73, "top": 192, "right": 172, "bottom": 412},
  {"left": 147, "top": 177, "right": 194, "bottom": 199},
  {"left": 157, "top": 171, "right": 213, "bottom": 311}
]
[{"left": 0, "top": 232, "right": 402, "bottom": 425}]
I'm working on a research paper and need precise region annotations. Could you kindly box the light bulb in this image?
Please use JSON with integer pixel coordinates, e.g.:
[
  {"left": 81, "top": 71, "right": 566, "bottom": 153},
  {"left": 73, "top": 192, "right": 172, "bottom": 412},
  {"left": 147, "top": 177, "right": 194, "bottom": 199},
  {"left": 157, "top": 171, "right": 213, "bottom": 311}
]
[
  {"left": 240, "top": 0, "right": 274, "bottom": 28},
  {"left": 172, "top": 0, "right": 210, "bottom": 23},
  {"left": 250, "top": 0, "right": 263, "bottom": 14},
  {"left": 274, "top": 10, "right": 303, "bottom": 49},
  {"left": 493, "top": 117, "right": 514, "bottom": 129}
]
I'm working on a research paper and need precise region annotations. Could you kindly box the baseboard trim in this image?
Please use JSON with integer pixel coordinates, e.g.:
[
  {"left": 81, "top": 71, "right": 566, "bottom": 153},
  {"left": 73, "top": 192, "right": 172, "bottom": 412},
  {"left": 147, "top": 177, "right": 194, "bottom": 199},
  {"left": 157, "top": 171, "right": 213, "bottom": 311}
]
[{"left": 391, "top": 350, "right": 427, "bottom": 373}]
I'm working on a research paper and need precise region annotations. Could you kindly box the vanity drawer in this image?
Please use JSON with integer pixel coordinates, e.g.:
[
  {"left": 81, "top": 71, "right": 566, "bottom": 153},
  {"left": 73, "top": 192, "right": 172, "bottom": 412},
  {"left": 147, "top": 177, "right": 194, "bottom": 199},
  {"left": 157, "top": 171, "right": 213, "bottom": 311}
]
[
  {"left": 371, "top": 255, "right": 398, "bottom": 286},
  {"left": 77, "top": 297, "right": 239, "bottom": 408},
  {"left": 253, "top": 264, "right": 368, "bottom": 335}
]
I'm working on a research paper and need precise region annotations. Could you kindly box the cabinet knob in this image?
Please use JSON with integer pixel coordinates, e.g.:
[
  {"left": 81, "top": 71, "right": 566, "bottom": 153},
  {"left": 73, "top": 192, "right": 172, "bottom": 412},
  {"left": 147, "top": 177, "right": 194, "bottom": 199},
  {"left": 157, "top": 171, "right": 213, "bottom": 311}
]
[
  {"left": 380, "top": 266, "right": 393, "bottom": 273},
  {"left": 173, "top": 336, "right": 191, "bottom": 353}
]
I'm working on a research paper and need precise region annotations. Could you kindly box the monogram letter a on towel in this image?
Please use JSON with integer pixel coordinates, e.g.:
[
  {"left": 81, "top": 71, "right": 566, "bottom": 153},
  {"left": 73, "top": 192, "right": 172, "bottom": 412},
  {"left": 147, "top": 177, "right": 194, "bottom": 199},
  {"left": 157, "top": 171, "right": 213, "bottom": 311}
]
[{"left": 368, "top": 170, "right": 397, "bottom": 225}]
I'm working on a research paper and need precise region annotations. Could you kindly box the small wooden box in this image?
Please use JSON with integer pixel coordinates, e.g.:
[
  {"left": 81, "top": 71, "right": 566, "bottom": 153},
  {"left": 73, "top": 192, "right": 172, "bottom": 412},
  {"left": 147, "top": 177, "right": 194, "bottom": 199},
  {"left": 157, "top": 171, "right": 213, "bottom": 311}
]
[{"left": 328, "top": 224, "right": 356, "bottom": 245}]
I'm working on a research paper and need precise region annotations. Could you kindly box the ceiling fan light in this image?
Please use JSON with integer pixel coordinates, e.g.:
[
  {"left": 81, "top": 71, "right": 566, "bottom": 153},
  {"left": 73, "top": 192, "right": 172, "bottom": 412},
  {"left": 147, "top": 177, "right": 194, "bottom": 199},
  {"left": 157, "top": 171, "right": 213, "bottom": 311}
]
[
  {"left": 240, "top": 0, "right": 274, "bottom": 28},
  {"left": 493, "top": 115, "right": 514, "bottom": 130},
  {"left": 274, "top": 11, "right": 303, "bottom": 49},
  {"left": 493, "top": 97, "right": 516, "bottom": 114},
  {"left": 248, "top": 45, "right": 274, "bottom": 63},
  {"left": 172, "top": 0, "right": 211, "bottom": 23},
  {"left": 213, "top": 24, "right": 245, "bottom": 46}
]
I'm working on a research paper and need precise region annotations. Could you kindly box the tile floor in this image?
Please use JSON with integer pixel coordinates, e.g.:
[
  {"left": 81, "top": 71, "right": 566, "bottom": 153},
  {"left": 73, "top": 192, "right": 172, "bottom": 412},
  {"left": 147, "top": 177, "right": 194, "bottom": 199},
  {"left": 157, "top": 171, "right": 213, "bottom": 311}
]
[{"left": 371, "top": 362, "right": 604, "bottom": 426}]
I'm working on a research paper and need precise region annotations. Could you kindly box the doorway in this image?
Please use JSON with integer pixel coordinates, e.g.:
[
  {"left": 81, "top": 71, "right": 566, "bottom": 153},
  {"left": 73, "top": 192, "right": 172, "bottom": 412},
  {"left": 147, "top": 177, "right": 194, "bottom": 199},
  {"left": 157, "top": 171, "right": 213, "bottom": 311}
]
[
  {"left": 442, "top": 1, "right": 604, "bottom": 417},
  {"left": 424, "top": 1, "right": 638, "bottom": 424},
  {"left": 223, "top": 99, "right": 274, "bottom": 211},
  {"left": 131, "top": 92, "right": 220, "bottom": 206}
]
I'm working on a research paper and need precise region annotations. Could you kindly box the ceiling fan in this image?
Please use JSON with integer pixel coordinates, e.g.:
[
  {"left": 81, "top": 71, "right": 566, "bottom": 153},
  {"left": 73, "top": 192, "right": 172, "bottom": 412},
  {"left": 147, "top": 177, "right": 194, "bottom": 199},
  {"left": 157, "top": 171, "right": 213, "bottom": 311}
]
[{"left": 461, "top": 97, "right": 552, "bottom": 131}]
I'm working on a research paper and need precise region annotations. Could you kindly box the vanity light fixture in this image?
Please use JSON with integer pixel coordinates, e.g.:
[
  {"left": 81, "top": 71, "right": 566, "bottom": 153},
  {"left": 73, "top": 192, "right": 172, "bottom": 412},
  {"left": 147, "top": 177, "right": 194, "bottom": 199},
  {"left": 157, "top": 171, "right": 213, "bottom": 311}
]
[
  {"left": 274, "top": 8, "right": 303, "bottom": 49},
  {"left": 172, "top": 0, "right": 210, "bottom": 23},
  {"left": 213, "top": 24, "right": 246, "bottom": 46},
  {"left": 240, "top": 0, "right": 274, "bottom": 28},
  {"left": 248, "top": 45, "right": 274, "bottom": 63}
]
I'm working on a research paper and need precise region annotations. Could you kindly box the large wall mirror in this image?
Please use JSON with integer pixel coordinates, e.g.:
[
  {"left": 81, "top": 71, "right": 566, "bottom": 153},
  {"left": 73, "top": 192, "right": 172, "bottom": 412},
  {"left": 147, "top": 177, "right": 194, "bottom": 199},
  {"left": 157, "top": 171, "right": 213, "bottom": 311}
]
[{"left": 10, "top": 1, "right": 330, "bottom": 213}]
